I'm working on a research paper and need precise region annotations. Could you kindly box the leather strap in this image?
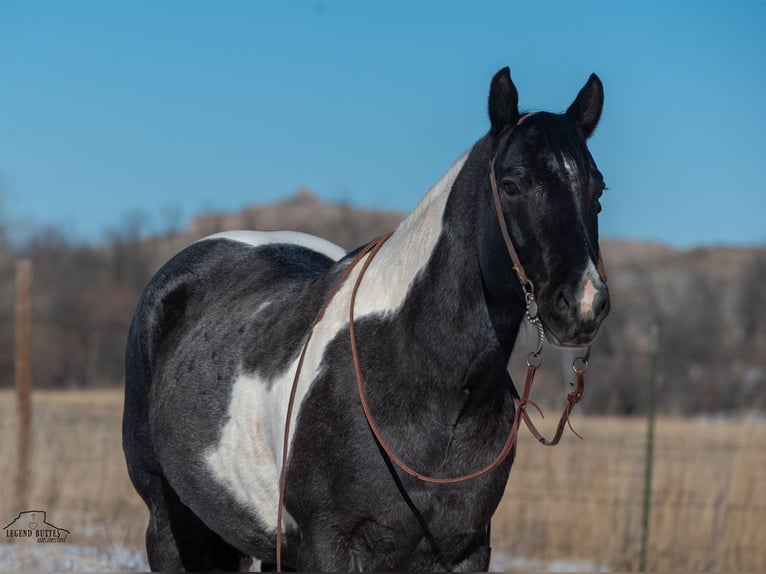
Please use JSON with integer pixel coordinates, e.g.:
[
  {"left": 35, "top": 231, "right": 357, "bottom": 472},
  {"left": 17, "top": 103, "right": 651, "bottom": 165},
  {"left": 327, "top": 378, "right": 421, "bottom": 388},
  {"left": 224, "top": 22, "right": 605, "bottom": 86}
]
[{"left": 488, "top": 115, "right": 536, "bottom": 296}]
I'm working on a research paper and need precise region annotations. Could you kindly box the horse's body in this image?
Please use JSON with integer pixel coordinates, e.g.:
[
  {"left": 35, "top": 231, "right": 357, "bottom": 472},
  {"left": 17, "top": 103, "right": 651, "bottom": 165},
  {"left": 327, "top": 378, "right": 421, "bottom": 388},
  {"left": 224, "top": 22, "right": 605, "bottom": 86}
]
[{"left": 123, "top": 68, "right": 610, "bottom": 571}]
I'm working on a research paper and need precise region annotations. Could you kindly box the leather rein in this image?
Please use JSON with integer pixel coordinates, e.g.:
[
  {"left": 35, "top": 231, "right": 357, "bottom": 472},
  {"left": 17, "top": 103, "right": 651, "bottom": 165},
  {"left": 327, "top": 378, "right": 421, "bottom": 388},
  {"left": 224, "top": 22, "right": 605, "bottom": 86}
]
[{"left": 275, "top": 114, "right": 601, "bottom": 570}]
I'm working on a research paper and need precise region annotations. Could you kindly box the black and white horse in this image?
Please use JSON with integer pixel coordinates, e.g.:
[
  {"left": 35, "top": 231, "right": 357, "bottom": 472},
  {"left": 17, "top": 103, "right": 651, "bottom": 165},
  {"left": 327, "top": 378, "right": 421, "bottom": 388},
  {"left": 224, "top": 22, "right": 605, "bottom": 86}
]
[{"left": 123, "top": 67, "right": 610, "bottom": 571}]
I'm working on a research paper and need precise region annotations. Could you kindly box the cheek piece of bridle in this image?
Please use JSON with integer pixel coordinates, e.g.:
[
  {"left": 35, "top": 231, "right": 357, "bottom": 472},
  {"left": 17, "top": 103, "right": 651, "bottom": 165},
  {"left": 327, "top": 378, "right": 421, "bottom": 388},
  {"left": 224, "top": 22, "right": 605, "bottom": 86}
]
[{"left": 275, "top": 113, "right": 606, "bottom": 571}]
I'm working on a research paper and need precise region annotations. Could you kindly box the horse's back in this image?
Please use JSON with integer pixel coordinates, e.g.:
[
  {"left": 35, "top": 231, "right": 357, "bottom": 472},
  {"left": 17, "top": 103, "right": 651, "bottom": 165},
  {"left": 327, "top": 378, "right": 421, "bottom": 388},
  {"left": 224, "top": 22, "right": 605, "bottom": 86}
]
[
  {"left": 129, "top": 231, "right": 343, "bottom": 371},
  {"left": 127, "top": 231, "right": 341, "bottom": 383}
]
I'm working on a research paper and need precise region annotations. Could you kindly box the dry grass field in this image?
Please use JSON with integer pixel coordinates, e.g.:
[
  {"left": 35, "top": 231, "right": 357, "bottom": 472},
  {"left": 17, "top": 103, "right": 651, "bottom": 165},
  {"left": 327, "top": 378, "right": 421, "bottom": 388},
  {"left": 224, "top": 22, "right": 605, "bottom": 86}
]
[
  {"left": 0, "top": 390, "right": 148, "bottom": 571},
  {"left": 1, "top": 389, "right": 764, "bottom": 571},
  {"left": 493, "top": 415, "right": 766, "bottom": 571}
]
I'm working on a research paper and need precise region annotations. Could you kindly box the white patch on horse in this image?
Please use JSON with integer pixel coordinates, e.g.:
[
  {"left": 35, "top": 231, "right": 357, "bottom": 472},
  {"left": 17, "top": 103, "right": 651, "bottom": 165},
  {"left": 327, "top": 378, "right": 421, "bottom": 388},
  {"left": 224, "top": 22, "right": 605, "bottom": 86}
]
[
  {"left": 204, "top": 153, "right": 469, "bottom": 533},
  {"left": 580, "top": 280, "right": 597, "bottom": 314},
  {"left": 577, "top": 260, "right": 604, "bottom": 317},
  {"left": 205, "top": 368, "right": 299, "bottom": 534},
  {"left": 562, "top": 156, "right": 579, "bottom": 184},
  {"left": 349, "top": 151, "right": 469, "bottom": 315},
  {"left": 197, "top": 229, "right": 347, "bottom": 261}
]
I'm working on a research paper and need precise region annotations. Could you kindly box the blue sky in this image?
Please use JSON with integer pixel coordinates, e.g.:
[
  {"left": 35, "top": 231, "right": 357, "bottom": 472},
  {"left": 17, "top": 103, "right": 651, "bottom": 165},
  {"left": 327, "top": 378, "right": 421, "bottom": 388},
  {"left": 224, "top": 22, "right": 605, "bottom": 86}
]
[{"left": 1, "top": 1, "right": 764, "bottom": 247}]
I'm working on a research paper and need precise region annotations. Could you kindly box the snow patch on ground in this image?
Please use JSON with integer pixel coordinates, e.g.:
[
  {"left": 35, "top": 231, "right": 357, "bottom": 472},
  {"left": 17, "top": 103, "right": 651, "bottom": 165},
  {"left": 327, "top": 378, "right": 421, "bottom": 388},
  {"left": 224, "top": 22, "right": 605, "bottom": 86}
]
[
  {"left": 1, "top": 544, "right": 609, "bottom": 572},
  {"left": 0, "top": 543, "right": 149, "bottom": 572},
  {"left": 492, "top": 551, "right": 610, "bottom": 572}
]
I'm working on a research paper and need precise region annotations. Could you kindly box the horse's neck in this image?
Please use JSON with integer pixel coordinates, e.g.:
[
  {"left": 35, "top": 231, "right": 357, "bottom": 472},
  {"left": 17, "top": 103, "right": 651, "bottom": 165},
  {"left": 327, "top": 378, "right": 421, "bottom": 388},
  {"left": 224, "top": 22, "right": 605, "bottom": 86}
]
[
  {"left": 352, "top": 147, "right": 524, "bottom": 380},
  {"left": 346, "top": 152, "right": 466, "bottom": 322}
]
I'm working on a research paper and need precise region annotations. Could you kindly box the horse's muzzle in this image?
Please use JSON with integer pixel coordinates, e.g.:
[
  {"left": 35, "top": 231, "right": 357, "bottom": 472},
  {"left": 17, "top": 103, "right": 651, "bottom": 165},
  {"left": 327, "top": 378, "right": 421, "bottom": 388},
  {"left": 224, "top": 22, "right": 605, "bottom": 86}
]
[{"left": 542, "top": 272, "right": 610, "bottom": 347}]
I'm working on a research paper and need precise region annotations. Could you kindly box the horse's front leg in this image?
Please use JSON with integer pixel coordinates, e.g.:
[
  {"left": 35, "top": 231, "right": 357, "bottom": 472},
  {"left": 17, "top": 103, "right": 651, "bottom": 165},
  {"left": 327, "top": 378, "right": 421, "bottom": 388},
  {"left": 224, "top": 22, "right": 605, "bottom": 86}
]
[
  {"left": 295, "top": 516, "right": 408, "bottom": 571},
  {"left": 295, "top": 522, "right": 362, "bottom": 572},
  {"left": 449, "top": 531, "right": 492, "bottom": 572},
  {"left": 295, "top": 519, "right": 491, "bottom": 572}
]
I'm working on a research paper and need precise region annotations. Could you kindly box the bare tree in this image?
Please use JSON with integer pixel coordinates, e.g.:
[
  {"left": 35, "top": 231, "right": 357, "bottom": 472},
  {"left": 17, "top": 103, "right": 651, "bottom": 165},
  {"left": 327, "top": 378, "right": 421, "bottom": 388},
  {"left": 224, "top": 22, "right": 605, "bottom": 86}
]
[{"left": 740, "top": 249, "right": 766, "bottom": 354}]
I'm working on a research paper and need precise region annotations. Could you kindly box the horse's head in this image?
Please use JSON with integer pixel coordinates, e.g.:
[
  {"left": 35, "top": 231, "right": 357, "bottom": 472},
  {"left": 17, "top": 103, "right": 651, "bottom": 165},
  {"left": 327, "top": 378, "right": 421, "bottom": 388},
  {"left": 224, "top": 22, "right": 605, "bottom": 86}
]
[{"left": 482, "top": 67, "right": 610, "bottom": 347}]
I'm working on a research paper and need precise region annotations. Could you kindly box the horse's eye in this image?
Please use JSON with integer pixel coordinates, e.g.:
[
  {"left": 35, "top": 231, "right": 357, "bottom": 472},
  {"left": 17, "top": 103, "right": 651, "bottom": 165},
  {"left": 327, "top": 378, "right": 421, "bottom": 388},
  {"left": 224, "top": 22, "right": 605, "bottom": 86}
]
[{"left": 501, "top": 179, "right": 520, "bottom": 196}]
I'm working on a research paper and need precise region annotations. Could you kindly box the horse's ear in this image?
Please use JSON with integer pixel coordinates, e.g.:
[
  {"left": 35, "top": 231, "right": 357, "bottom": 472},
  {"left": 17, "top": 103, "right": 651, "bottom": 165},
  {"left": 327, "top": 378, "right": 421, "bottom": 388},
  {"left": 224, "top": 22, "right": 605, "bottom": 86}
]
[
  {"left": 488, "top": 67, "right": 520, "bottom": 135},
  {"left": 566, "top": 73, "right": 604, "bottom": 139}
]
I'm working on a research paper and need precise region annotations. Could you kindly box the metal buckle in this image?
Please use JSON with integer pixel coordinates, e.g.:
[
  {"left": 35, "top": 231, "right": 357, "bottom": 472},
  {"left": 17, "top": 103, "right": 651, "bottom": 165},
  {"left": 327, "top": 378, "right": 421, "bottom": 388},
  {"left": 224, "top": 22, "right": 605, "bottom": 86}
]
[
  {"left": 527, "top": 352, "right": 542, "bottom": 368},
  {"left": 572, "top": 346, "right": 592, "bottom": 373}
]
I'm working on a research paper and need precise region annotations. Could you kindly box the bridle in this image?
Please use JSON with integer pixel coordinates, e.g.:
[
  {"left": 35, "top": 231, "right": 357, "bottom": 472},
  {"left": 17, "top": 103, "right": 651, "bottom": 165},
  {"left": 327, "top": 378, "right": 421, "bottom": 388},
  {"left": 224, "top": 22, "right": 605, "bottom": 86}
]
[
  {"left": 485, "top": 112, "right": 606, "bottom": 442},
  {"left": 274, "top": 113, "right": 604, "bottom": 571}
]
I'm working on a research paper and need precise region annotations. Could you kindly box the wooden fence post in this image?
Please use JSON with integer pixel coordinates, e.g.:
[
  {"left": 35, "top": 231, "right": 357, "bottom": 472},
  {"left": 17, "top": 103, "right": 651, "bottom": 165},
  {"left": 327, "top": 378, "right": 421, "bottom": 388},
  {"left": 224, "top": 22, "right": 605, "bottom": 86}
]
[
  {"left": 15, "top": 258, "right": 32, "bottom": 508},
  {"left": 639, "top": 323, "right": 659, "bottom": 571}
]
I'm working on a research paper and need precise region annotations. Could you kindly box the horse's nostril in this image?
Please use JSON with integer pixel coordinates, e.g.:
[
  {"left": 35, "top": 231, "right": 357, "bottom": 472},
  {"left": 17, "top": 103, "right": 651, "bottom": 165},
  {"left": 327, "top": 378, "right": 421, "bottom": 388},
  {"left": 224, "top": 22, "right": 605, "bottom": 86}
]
[
  {"left": 595, "top": 291, "right": 610, "bottom": 317},
  {"left": 555, "top": 285, "right": 574, "bottom": 313},
  {"left": 595, "top": 296, "right": 605, "bottom": 314}
]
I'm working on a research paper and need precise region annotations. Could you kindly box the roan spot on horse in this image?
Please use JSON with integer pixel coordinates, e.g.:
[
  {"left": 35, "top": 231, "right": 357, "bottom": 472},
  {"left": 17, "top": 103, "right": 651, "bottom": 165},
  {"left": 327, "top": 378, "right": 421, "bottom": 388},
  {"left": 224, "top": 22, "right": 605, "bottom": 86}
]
[{"left": 123, "top": 66, "right": 610, "bottom": 572}]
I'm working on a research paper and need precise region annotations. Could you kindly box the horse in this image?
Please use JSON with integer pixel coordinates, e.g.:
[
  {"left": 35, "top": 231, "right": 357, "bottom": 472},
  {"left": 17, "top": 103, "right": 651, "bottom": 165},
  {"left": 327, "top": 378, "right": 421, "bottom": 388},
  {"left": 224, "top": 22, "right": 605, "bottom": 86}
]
[{"left": 122, "top": 66, "right": 610, "bottom": 572}]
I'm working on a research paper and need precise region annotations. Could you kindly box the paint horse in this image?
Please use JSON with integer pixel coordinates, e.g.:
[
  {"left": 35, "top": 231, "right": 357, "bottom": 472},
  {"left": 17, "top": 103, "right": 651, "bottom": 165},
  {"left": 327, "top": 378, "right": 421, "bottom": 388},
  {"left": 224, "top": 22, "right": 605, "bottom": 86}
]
[{"left": 123, "top": 67, "right": 610, "bottom": 571}]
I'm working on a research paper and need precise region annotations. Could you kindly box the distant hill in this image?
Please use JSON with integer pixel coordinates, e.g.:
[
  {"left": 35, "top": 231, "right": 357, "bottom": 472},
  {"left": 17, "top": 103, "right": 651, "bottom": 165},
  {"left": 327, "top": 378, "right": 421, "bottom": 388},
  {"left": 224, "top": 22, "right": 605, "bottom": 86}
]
[
  {"left": 137, "top": 189, "right": 404, "bottom": 272},
  {"left": 1, "top": 190, "right": 764, "bottom": 416},
  {"left": 188, "top": 189, "right": 403, "bottom": 250}
]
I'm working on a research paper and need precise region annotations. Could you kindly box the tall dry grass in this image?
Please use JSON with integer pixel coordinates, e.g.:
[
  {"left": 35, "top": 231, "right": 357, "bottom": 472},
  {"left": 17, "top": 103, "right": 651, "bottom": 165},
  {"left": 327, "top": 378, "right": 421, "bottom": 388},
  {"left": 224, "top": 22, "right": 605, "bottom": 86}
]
[
  {"left": 1, "top": 390, "right": 764, "bottom": 571},
  {"left": 0, "top": 390, "right": 147, "bottom": 555},
  {"left": 492, "top": 415, "right": 766, "bottom": 571}
]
